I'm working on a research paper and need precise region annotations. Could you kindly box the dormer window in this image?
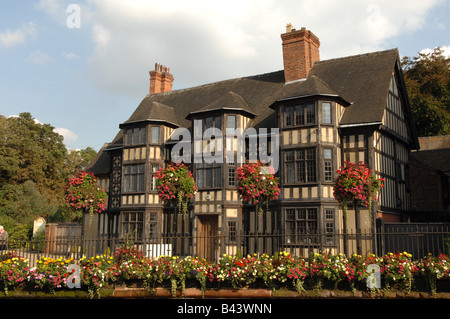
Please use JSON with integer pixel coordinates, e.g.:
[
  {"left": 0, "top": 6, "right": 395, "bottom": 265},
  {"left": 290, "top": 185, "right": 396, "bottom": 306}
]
[
  {"left": 283, "top": 103, "right": 315, "bottom": 127},
  {"left": 126, "top": 127, "right": 146, "bottom": 145},
  {"left": 227, "top": 115, "right": 236, "bottom": 129},
  {"left": 322, "top": 102, "right": 332, "bottom": 124},
  {"left": 151, "top": 126, "right": 160, "bottom": 144}
]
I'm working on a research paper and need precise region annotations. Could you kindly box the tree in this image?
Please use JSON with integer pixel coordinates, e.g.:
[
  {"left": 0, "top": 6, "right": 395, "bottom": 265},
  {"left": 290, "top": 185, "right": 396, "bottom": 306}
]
[
  {"left": 0, "top": 113, "right": 67, "bottom": 200},
  {"left": 402, "top": 48, "right": 450, "bottom": 136},
  {"left": 64, "top": 147, "right": 98, "bottom": 177},
  {"left": 0, "top": 112, "right": 98, "bottom": 225}
]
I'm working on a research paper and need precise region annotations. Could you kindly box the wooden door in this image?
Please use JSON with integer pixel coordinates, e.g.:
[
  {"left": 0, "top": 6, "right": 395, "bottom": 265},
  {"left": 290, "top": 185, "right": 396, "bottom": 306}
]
[{"left": 198, "top": 215, "right": 218, "bottom": 261}]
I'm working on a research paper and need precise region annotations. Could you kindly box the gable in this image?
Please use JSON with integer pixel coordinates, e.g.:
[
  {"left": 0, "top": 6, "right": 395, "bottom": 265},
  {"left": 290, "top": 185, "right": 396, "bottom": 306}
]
[
  {"left": 309, "top": 49, "right": 398, "bottom": 126},
  {"left": 381, "top": 61, "right": 420, "bottom": 149}
]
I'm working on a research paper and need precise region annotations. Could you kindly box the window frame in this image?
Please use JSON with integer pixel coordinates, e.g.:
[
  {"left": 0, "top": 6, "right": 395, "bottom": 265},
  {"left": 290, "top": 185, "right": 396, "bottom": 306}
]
[
  {"left": 151, "top": 126, "right": 160, "bottom": 144},
  {"left": 285, "top": 207, "right": 318, "bottom": 245},
  {"left": 126, "top": 127, "right": 146, "bottom": 145},
  {"left": 124, "top": 163, "right": 145, "bottom": 193},
  {"left": 122, "top": 211, "right": 144, "bottom": 240},
  {"left": 323, "top": 148, "right": 333, "bottom": 182},
  {"left": 283, "top": 103, "right": 316, "bottom": 127},
  {"left": 196, "top": 162, "right": 222, "bottom": 189},
  {"left": 321, "top": 102, "right": 332, "bottom": 124},
  {"left": 284, "top": 148, "right": 317, "bottom": 184}
]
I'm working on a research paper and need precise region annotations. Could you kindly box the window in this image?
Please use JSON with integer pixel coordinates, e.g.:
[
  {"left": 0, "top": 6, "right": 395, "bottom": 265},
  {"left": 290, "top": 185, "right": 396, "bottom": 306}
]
[
  {"left": 284, "top": 148, "right": 316, "bottom": 183},
  {"left": 325, "top": 209, "right": 335, "bottom": 244},
  {"left": 149, "top": 213, "right": 158, "bottom": 240},
  {"left": 227, "top": 115, "right": 236, "bottom": 129},
  {"left": 151, "top": 126, "right": 160, "bottom": 144},
  {"left": 284, "top": 106, "right": 294, "bottom": 126},
  {"left": 196, "top": 163, "right": 222, "bottom": 188},
  {"left": 228, "top": 165, "right": 236, "bottom": 186},
  {"left": 322, "top": 102, "right": 332, "bottom": 124},
  {"left": 285, "top": 208, "right": 318, "bottom": 244},
  {"left": 203, "top": 116, "right": 222, "bottom": 131},
  {"left": 324, "top": 149, "right": 333, "bottom": 182},
  {"left": 122, "top": 212, "right": 144, "bottom": 240},
  {"left": 126, "top": 127, "right": 146, "bottom": 145},
  {"left": 124, "top": 164, "right": 145, "bottom": 192},
  {"left": 150, "top": 164, "right": 160, "bottom": 191},
  {"left": 284, "top": 103, "right": 315, "bottom": 127},
  {"left": 227, "top": 221, "right": 237, "bottom": 242}
]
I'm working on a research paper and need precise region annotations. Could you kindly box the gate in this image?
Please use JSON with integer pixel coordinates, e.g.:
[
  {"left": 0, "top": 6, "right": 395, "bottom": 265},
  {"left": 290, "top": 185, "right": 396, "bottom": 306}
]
[{"left": 45, "top": 223, "right": 82, "bottom": 255}]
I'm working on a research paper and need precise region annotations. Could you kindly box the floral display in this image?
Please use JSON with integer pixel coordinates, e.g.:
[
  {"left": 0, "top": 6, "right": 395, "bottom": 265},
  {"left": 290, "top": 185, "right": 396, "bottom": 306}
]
[
  {"left": 236, "top": 161, "right": 280, "bottom": 216},
  {"left": 65, "top": 170, "right": 107, "bottom": 216},
  {"left": 27, "top": 256, "right": 75, "bottom": 293},
  {"left": 155, "top": 162, "right": 197, "bottom": 219},
  {"left": 0, "top": 250, "right": 449, "bottom": 298},
  {"left": 0, "top": 256, "right": 28, "bottom": 295},
  {"left": 333, "top": 161, "right": 384, "bottom": 216}
]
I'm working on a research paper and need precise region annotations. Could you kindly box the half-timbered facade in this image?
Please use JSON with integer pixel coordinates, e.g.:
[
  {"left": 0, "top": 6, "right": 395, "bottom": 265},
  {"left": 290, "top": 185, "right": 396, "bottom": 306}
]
[{"left": 87, "top": 25, "right": 419, "bottom": 259}]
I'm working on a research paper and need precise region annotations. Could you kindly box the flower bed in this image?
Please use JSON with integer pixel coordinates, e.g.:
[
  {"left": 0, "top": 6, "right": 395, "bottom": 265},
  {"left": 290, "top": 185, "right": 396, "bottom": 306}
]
[{"left": 0, "top": 250, "right": 449, "bottom": 298}]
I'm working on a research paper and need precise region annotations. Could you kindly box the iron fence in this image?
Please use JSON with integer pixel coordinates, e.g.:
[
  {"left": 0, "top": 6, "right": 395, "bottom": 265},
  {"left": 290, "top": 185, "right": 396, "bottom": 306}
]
[{"left": 2, "top": 228, "right": 449, "bottom": 266}]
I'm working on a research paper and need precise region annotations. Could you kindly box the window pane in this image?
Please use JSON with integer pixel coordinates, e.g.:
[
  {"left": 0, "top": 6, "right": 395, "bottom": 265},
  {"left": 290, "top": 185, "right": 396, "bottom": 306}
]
[
  {"left": 126, "top": 129, "right": 133, "bottom": 145},
  {"left": 306, "top": 149, "right": 316, "bottom": 182},
  {"left": 228, "top": 167, "right": 236, "bottom": 186},
  {"left": 139, "top": 127, "right": 146, "bottom": 144},
  {"left": 296, "top": 161, "right": 305, "bottom": 182},
  {"left": 286, "top": 150, "right": 294, "bottom": 161},
  {"left": 214, "top": 116, "right": 222, "bottom": 129},
  {"left": 213, "top": 167, "right": 222, "bottom": 187},
  {"left": 284, "top": 107, "right": 293, "bottom": 126},
  {"left": 322, "top": 102, "right": 331, "bottom": 124},
  {"left": 227, "top": 115, "right": 236, "bottom": 129},
  {"left": 306, "top": 104, "right": 315, "bottom": 124},
  {"left": 151, "top": 126, "right": 159, "bottom": 144},
  {"left": 295, "top": 105, "right": 304, "bottom": 125},
  {"left": 286, "top": 162, "right": 295, "bottom": 183},
  {"left": 197, "top": 168, "right": 204, "bottom": 188},
  {"left": 204, "top": 168, "right": 212, "bottom": 187},
  {"left": 205, "top": 117, "right": 213, "bottom": 130}
]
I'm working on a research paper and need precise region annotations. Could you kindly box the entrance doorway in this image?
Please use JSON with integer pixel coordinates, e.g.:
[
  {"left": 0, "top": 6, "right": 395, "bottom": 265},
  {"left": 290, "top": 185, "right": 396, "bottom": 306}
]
[{"left": 197, "top": 215, "right": 218, "bottom": 261}]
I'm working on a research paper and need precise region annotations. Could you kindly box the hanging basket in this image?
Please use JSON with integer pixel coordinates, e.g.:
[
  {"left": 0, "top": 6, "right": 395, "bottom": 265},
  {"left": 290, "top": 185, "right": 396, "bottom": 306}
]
[
  {"left": 332, "top": 161, "right": 384, "bottom": 219},
  {"left": 236, "top": 161, "right": 280, "bottom": 221},
  {"left": 155, "top": 162, "right": 197, "bottom": 222}
]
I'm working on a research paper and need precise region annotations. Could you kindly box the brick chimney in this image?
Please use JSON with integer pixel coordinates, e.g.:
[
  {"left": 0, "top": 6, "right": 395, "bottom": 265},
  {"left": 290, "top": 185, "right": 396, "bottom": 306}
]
[
  {"left": 281, "top": 24, "right": 320, "bottom": 82},
  {"left": 149, "top": 63, "right": 174, "bottom": 94}
]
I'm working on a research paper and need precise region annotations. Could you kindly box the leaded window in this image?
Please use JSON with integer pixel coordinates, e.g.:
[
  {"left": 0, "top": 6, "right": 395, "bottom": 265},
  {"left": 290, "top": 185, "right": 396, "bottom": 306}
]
[
  {"left": 122, "top": 211, "right": 144, "bottom": 240},
  {"left": 285, "top": 207, "right": 318, "bottom": 244},
  {"left": 196, "top": 162, "right": 222, "bottom": 188},
  {"left": 283, "top": 103, "right": 315, "bottom": 127},
  {"left": 284, "top": 148, "right": 316, "bottom": 183},
  {"left": 124, "top": 164, "right": 145, "bottom": 192},
  {"left": 126, "top": 127, "right": 146, "bottom": 145}
]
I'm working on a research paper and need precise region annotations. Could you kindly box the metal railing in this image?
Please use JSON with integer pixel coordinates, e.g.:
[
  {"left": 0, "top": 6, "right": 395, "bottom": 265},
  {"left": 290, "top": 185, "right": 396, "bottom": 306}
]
[{"left": 2, "top": 228, "right": 449, "bottom": 266}]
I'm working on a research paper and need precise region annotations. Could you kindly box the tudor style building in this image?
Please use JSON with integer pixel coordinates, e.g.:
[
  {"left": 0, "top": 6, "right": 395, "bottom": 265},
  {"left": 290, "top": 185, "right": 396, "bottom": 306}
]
[{"left": 87, "top": 25, "right": 419, "bottom": 259}]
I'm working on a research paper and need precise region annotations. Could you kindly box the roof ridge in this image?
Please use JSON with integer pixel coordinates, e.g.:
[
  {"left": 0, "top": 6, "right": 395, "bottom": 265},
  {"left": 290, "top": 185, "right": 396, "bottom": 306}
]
[
  {"left": 148, "top": 70, "right": 284, "bottom": 97},
  {"left": 315, "top": 48, "right": 399, "bottom": 65}
]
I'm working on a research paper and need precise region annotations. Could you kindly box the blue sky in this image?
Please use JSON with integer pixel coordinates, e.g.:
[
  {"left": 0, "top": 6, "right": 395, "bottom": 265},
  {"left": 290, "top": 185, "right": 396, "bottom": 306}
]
[{"left": 1, "top": 0, "right": 449, "bottom": 152}]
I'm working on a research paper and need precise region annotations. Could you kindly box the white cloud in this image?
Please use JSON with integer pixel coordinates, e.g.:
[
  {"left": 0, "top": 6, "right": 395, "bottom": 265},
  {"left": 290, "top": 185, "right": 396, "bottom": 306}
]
[
  {"left": 62, "top": 51, "right": 80, "bottom": 59},
  {"left": 27, "top": 50, "right": 51, "bottom": 65},
  {"left": 54, "top": 127, "right": 79, "bottom": 144},
  {"left": 83, "top": 0, "right": 443, "bottom": 97},
  {"left": 0, "top": 22, "right": 37, "bottom": 48},
  {"left": 420, "top": 45, "right": 450, "bottom": 57}
]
